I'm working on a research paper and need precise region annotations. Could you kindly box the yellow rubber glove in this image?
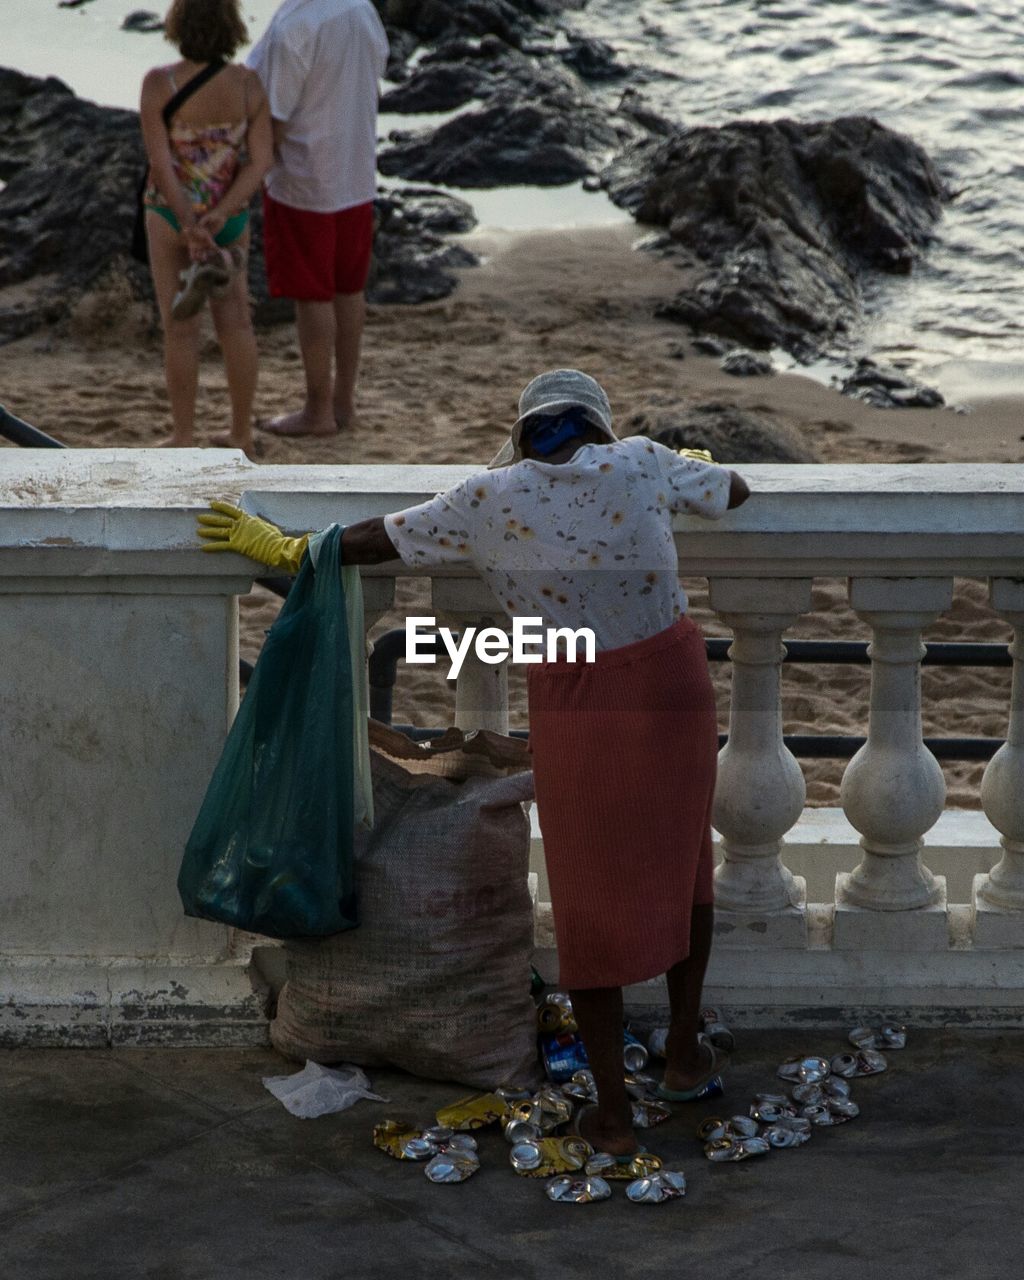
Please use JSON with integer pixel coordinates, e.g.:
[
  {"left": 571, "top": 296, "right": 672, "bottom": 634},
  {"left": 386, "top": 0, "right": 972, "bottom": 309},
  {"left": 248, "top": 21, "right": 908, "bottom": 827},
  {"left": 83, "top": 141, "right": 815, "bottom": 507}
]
[
  {"left": 196, "top": 500, "right": 310, "bottom": 572},
  {"left": 676, "top": 447, "right": 715, "bottom": 464}
]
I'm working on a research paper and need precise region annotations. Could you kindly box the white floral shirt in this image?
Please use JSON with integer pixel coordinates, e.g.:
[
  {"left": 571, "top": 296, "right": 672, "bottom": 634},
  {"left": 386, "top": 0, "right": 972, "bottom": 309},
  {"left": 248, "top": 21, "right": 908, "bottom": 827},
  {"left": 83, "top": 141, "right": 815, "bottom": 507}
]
[{"left": 384, "top": 436, "right": 732, "bottom": 651}]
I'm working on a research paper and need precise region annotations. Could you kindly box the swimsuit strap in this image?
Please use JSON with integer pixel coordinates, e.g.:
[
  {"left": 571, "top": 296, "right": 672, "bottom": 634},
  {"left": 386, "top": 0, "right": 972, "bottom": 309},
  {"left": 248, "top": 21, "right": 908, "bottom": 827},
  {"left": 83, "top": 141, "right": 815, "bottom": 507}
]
[{"left": 166, "top": 66, "right": 179, "bottom": 92}]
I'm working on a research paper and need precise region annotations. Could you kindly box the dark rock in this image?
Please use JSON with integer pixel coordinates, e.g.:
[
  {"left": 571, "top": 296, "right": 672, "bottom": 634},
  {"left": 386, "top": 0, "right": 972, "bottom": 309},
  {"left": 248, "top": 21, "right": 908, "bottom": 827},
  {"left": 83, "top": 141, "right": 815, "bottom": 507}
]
[
  {"left": 603, "top": 116, "right": 948, "bottom": 356},
  {"left": 691, "top": 335, "right": 730, "bottom": 357},
  {"left": 720, "top": 349, "right": 775, "bottom": 378},
  {"left": 0, "top": 69, "right": 479, "bottom": 342},
  {"left": 558, "top": 37, "right": 626, "bottom": 81},
  {"left": 382, "top": 26, "right": 419, "bottom": 82},
  {"left": 379, "top": 79, "right": 633, "bottom": 187},
  {"left": 369, "top": 187, "right": 479, "bottom": 305},
  {"left": 381, "top": 41, "right": 589, "bottom": 116},
  {"left": 121, "top": 10, "right": 164, "bottom": 32},
  {"left": 372, "top": 0, "right": 573, "bottom": 48},
  {"left": 627, "top": 400, "right": 818, "bottom": 464},
  {"left": 380, "top": 62, "right": 486, "bottom": 113},
  {"left": 839, "top": 357, "right": 945, "bottom": 409}
]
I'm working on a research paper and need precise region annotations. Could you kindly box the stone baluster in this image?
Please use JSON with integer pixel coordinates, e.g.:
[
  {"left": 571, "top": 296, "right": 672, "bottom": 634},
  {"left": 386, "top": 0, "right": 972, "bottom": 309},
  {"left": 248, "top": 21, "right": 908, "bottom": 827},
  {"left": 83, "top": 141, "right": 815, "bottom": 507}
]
[
  {"left": 835, "top": 577, "right": 952, "bottom": 945},
  {"left": 709, "top": 578, "right": 812, "bottom": 935},
  {"left": 974, "top": 580, "right": 1024, "bottom": 940},
  {"left": 432, "top": 578, "right": 510, "bottom": 735}
]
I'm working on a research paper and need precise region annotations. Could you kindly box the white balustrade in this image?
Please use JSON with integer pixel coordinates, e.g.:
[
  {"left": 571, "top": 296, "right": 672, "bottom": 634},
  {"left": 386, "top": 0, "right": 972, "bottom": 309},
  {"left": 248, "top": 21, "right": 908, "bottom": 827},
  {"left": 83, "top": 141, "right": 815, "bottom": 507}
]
[
  {"left": 5, "top": 453, "right": 1024, "bottom": 1036},
  {"left": 835, "top": 577, "right": 952, "bottom": 946},
  {"left": 974, "top": 579, "right": 1024, "bottom": 942},
  {"left": 431, "top": 577, "right": 510, "bottom": 735},
  {"left": 709, "top": 578, "right": 812, "bottom": 937}
]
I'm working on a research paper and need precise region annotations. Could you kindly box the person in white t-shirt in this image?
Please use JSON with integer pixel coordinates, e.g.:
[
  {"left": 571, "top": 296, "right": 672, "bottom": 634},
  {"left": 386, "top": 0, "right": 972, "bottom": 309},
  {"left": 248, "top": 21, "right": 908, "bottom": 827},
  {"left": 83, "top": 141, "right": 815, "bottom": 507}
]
[{"left": 247, "top": 0, "right": 389, "bottom": 437}]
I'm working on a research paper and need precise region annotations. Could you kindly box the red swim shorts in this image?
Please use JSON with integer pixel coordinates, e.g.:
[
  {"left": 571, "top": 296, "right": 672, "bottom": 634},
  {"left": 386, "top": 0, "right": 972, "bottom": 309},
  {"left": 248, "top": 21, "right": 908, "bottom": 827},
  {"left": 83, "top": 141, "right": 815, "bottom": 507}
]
[{"left": 262, "top": 193, "right": 374, "bottom": 301}]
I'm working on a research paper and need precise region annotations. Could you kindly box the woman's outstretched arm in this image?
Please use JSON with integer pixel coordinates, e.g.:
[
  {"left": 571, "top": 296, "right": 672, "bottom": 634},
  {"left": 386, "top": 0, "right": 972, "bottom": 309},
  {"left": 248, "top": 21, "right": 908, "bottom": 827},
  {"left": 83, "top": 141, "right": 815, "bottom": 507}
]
[{"left": 341, "top": 517, "right": 399, "bottom": 565}]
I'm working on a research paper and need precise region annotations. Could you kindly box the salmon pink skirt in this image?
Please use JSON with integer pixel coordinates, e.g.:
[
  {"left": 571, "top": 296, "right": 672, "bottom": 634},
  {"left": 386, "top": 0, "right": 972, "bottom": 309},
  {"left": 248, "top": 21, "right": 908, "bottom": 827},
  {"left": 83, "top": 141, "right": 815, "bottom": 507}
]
[{"left": 527, "top": 616, "right": 717, "bottom": 990}]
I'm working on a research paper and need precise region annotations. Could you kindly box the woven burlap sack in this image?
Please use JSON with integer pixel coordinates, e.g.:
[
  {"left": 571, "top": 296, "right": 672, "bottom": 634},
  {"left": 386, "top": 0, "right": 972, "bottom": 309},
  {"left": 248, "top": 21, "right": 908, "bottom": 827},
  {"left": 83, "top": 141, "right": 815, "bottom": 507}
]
[{"left": 270, "top": 723, "right": 540, "bottom": 1090}]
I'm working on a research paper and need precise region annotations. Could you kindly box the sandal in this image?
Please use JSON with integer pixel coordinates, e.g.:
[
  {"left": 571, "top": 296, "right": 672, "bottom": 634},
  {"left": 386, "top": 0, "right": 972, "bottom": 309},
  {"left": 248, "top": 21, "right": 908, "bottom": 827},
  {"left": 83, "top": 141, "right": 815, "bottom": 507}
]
[
  {"left": 171, "top": 258, "right": 230, "bottom": 320},
  {"left": 656, "top": 1039, "right": 728, "bottom": 1102},
  {"left": 571, "top": 1102, "right": 648, "bottom": 1164}
]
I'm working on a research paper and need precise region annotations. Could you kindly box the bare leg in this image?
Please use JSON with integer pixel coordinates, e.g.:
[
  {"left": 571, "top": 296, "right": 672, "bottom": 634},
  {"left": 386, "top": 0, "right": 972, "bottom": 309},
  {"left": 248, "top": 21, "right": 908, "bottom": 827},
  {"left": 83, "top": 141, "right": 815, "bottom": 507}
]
[
  {"left": 147, "top": 212, "right": 201, "bottom": 446},
  {"left": 567, "top": 985, "right": 637, "bottom": 1157},
  {"left": 259, "top": 298, "right": 337, "bottom": 437},
  {"left": 209, "top": 234, "right": 257, "bottom": 457},
  {"left": 332, "top": 290, "right": 365, "bottom": 429},
  {"left": 662, "top": 902, "right": 716, "bottom": 1092}
]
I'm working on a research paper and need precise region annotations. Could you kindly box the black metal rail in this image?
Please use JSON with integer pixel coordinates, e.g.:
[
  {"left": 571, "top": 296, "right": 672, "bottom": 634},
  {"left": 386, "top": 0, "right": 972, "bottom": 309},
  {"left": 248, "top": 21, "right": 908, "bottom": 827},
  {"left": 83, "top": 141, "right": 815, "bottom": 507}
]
[{"left": 367, "top": 628, "right": 1010, "bottom": 763}]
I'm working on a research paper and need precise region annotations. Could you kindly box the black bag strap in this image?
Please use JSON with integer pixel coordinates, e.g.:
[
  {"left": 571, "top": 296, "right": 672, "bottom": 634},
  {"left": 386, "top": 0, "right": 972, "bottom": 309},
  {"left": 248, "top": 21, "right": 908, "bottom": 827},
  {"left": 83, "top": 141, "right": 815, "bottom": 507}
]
[{"left": 162, "top": 59, "right": 227, "bottom": 127}]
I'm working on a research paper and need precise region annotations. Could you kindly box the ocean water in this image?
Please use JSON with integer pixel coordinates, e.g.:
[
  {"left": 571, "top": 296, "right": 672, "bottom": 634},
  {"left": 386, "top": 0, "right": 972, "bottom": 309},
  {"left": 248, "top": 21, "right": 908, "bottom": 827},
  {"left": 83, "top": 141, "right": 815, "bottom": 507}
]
[{"left": 6, "top": 0, "right": 1023, "bottom": 391}]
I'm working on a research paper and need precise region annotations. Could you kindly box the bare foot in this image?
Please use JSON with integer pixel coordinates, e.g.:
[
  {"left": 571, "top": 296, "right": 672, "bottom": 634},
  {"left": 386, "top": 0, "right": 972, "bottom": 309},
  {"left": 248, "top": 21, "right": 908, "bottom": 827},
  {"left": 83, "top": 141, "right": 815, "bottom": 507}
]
[
  {"left": 577, "top": 1105, "right": 638, "bottom": 1159},
  {"left": 333, "top": 405, "right": 358, "bottom": 431},
  {"left": 256, "top": 408, "right": 337, "bottom": 438},
  {"left": 662, "top": 1037, "right": 717, "bottom": 1094},
  {"left": 210, "top": 432, "right": 263, "bottom": 461}
]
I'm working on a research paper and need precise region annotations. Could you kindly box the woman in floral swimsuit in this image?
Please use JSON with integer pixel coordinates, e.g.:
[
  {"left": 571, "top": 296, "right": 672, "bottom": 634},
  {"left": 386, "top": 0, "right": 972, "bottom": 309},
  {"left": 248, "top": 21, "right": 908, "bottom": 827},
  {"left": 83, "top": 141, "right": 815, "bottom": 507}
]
[{"left": 140, "top": 0, "right": 272, "bottom": 457}]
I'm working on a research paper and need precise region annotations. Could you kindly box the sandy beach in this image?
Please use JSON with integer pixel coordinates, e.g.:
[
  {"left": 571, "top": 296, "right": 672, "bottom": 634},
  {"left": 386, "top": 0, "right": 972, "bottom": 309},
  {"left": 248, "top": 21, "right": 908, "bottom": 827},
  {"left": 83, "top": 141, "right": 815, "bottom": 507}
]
[{"left": 0, "top": 223, "right": 1017, "bottom": 807}]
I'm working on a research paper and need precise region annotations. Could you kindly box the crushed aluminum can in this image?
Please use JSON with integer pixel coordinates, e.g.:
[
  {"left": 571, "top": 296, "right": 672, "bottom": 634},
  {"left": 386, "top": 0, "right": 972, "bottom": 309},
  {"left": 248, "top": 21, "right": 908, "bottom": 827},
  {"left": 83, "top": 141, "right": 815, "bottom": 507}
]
[
  {"left": 828, "top": 1098, "right": 860, "bottom": 1123},
  {"left": 624, "top": 1072, "right": 660, "bottom": 1101},
  {"left": 510, "top": 1141, "right": 544, "bottom": 1172},
  {"left": 848, "top": 1021, "right": 907, "bottom": 1052},
  {"left": 631, "top": 1100, "right": 672, "bottom": 1130},
  {"left": 647, "top": 1027, "right": 669, "bottom": 1060},
  {"left": 446, "top": 1134, "right": 478, "bottom": 1154},
  {"left": 855, "top": 1049, "right": 887, "bottom": 1076},
  {"left": 750, "top": 1101, "right": 794, "bottom": 1124},
  {"left": 494, "top": 1085, "right": 534, "bottom": 1105},
  {"left": 373, "top": 1120, "right": 423, "bottom": 1161},
  {"left": 402, "top": 1137, "right": 437, "bottom": 1161},
  {"left": 424, "top": 1150, "right": 480, "bottom": 1184},
  {"left": 823, "top": 1075, "right": 852, "bottom": 1100},
  {"left": 511, "top": 1137, "right": 594, "bottom": 1178},
  {"left": 626, "top": 1171, "right": 687, "bottom": 1204},
  {"left": 623, "top": 1029, "right": 650, "bottom": 1073},
  {"left": 773, "top": 1115, "right": 812, "bottom": 1138},
  {"left": 791, "top": 1083, "right": 824, "bottom": 1106},
  {"left": 435, "top": 1093, "right": 506, "bottom": 1132},
  {"left": 705, "top": 1136, "right": 770, "bottom": 1162},
  {"left": 602, "top": 1153, "right": 664, "bottom": 1182},
  {"left": 537, "top": 992, "right": 577, "bottom": 1035},
  {"left": 832, "top": 1050, "right": 886, "bottom": 1078},
  {"left": 421, "top": 1125, "right": 454, "bottom": 1147},
  {"left": 546, "top": 1175, "right": 612, "bottom": 1204},
  {"left": 848, "top": 1025, "right": 879, "bottom": 1051},
  {"left": 541, "top": 1031, "right": 590, "bottom": 1083},
  {"left": 534, "top": 1088, "right": 574, "bottom": 1133},
  {"left": 754, "top": 1092, "right": 791, "bottom": 1108},
  {"left": 778, "top": 1055, "right": 831, "bottom": 1084},
  {"left": 561, "top": 1078, "right": 593, "bottom": 1103},
  {"left": 727, "top": 1115, "right": 760, "bottom": 1139},
  {"left": 879, "top": 1021, "right": 907, "bottom": 1050},
  {"left": 700, "top": 1007, "right": 736, "bottom": 1053},
  {"left": 764, "top": 1124, "right": 808, "bottom": 1149},
  {"left": 504, "top": 1119, "right": 543, "bottom": 1146},
  {"left": 583, "top": 1151, "right": 618, "bottom": 1177},
  {"left": 697, "top": 1116, "right": 728, "bottom": 1143},
  {"left": 799, "top": 1103, "right": 834, "bottom": 1126}
]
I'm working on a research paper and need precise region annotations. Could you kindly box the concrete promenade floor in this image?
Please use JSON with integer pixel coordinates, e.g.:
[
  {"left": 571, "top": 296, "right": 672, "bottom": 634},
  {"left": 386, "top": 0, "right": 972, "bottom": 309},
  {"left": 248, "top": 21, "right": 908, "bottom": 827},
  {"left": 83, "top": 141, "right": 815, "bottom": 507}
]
[{"left": 2, "top": 1030, "right": 1023, "bottom": 1280}]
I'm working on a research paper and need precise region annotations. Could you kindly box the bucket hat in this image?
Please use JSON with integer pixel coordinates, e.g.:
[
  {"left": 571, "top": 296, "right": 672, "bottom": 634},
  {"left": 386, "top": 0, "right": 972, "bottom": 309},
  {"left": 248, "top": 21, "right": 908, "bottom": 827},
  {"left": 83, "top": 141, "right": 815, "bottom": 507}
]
[{"left": 488, "top": 369, "right": 616, "bottom": 468}]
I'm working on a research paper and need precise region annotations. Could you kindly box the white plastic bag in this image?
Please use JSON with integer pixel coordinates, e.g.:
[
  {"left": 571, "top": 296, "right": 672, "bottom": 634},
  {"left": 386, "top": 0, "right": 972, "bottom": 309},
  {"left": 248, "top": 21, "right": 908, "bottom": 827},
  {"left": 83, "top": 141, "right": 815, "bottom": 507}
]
[{"left": 262, "top": 1061, "right": 386, "bottom": 1118}]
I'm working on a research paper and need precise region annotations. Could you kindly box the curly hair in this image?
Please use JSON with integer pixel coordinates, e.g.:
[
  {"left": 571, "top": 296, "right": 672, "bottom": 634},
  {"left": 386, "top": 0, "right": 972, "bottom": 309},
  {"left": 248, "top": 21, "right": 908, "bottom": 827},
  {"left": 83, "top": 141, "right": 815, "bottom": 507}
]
[{"left": 164, "top": 0, "right": 248, "bottom": 63}]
